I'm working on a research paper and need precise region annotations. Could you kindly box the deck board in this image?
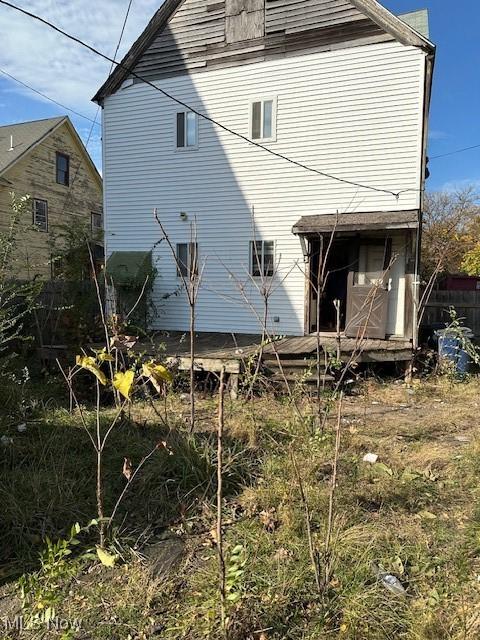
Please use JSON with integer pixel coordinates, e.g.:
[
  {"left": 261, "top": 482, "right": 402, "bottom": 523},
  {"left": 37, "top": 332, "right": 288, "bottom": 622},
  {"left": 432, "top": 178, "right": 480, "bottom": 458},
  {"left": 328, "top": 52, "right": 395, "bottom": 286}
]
[{"left": 136, "top": 331, "right": 412, "bottom": 371}]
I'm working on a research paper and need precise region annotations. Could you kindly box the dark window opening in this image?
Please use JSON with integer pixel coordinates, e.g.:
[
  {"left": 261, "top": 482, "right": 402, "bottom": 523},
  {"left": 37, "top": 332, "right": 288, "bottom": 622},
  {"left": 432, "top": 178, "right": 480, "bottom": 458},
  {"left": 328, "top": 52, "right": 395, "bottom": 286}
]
[
  {"left": 91, "top": 212, "right": 103, "bottom": 232},
  {"left": 176, "top": 242, "right": 198, "bottom": 278},
  {"left": 250, "top": 240, "right": 275, "bottom": 277},
  {"left": 33, "top": 198, "right": 48, "bottom": 232},
  {"left": 56, "top": 152, "right": 70, "bottom": 186}
]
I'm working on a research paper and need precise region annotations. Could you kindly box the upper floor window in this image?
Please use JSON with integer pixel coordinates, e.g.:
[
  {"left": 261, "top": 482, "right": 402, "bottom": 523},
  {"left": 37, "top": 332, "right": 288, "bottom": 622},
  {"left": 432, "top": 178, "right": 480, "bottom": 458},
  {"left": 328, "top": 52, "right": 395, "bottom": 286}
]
[
  {"left": 250, "top": 98, "right": 276, "bottom": 142},
  {"left": 176, "top": 242, "right": 198, "bottom": 279},
  {"left": 33, "top": 199, "right": 48, "bottom": 232},
  {"left": 91, "top": 212, "right": 103, "bottom": 233},
  {"left": 176, "top": 111, "right": 198, "bottom": 149},
  {"left": 250, "top": 240, "right": 275, "bottom": 277},
  {"left": 56, "top": 152, "right": 70, "bottom": 186}
]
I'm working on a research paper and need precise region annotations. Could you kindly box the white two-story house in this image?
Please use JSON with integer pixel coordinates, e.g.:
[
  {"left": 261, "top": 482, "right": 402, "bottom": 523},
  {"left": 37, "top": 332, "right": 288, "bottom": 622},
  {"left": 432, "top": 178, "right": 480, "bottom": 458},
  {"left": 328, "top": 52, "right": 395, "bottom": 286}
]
[{"left": 94, "top": 0, "right": 435, "bottom": 345}]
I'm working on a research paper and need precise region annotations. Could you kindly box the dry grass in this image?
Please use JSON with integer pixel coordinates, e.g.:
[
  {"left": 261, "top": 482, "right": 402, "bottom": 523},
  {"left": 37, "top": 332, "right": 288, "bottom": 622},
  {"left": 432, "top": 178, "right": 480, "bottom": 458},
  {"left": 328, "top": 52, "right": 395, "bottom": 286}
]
[{"left": 1, "top": 376, "right": 480, "bottom": 639}]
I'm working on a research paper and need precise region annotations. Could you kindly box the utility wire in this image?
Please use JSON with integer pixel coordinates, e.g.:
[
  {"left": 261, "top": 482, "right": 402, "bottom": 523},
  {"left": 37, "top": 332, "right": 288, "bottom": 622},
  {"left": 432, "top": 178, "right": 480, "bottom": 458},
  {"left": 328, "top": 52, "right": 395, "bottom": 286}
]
[
  {"left": 0, "top": 66, "right": 100, "bottom": 125},
  {"left": 0, "top": 0, "right": 412, "bottom": 199},
  {"left": 109, "top": 0, "right": 134, "bottom": 77},
  {"left": 62, "top": 0, "right": 134, "bottom": 218},
  {"left": 430, "top": 143, "right": 480, "bottom": 160}
]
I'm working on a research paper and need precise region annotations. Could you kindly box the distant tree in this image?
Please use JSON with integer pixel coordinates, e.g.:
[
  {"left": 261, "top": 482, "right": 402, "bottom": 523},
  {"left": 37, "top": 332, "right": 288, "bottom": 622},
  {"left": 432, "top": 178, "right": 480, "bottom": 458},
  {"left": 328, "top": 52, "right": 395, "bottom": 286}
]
[
  {"left": 460, "top": 214, "right": 480, "bottom": 276},
  {"left": 422, "top": 187, "right": 480, "bottom": 279}
]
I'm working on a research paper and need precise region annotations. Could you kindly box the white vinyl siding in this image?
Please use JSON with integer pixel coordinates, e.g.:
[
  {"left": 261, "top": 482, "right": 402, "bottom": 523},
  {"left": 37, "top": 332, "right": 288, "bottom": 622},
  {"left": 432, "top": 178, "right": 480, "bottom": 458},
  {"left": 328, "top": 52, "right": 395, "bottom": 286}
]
[{"left": 102, "top": 41, "right": 425, "bottom": 336}]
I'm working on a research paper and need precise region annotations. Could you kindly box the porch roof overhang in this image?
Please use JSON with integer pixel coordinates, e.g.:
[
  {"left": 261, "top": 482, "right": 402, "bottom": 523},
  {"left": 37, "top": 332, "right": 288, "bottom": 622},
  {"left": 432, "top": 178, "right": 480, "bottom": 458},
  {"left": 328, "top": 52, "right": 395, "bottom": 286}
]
[{"left": 292, "top": 210, "right": 419, "bottom": 235}]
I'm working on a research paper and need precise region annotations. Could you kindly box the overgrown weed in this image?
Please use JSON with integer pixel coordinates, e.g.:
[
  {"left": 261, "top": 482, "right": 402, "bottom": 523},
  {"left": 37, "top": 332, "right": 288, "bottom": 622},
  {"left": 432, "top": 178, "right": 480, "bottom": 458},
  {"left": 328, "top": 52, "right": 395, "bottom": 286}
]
[{"left": 2, "top": 376, "right": 480, "bottom": 638}]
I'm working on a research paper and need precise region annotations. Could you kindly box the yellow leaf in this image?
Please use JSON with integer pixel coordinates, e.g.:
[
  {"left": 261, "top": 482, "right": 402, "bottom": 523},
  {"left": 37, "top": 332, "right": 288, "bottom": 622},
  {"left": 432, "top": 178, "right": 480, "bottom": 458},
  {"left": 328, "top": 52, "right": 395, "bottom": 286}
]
[
  {"left": 142, "top": 361, "right": 173, "bottom": 392},
  {"left": 75, "top": 355, "right": 107, "bottom": 386},
  {"left": 96, "top": 546, "right": 117, "bottom": 568},
  {"left": 113, "top": 370, "right": 135, "bottom": 400},
  {"left": 97, "top": 348, "right": 115, "bottom": 362}
]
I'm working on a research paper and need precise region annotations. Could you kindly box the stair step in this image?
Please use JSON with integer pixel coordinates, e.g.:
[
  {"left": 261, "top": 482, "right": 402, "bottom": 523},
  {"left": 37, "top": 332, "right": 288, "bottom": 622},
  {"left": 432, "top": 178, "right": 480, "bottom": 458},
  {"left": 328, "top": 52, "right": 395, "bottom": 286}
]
[
  {"left": 271, "top": 373, "right": 334, "bottom": 384},
  {"left": 263, "top": 359, "right": 317, "bottom": 368},
  {"left": 268, "top": 367, "right": 327, "bottom": 377}
]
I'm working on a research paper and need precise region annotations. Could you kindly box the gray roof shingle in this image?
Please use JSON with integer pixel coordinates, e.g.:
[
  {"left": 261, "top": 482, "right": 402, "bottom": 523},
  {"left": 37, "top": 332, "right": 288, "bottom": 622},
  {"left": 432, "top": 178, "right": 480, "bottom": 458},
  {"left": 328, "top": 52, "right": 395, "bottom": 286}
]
[
  {"left": 0, "top": 116, "right": 66, "bottom": 176},
  {"left": 399, "top": 9, "right": 430, "bottom": 39}
]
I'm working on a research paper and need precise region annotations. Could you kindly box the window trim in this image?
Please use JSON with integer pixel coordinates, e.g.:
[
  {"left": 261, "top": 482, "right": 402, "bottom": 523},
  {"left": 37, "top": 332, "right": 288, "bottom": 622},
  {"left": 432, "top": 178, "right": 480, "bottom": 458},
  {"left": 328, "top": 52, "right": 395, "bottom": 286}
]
[
  {"left": 175, "top": 111, "right": 199, "bottom": 151},
  {"left": 250, "top": 240, "right": 276, "bottom": 278},
  {"left": 249, "top": 97, "right": 277, "bottom": 143},
  {"left": 33, "top": 198, "right": 48, "bottom": 232},
  {"left": 91, "top": 211, "right": 103, "bottom": 233},
  {"left": 176, "top": 242, "right": 199, "bottom": 279},
  {"left": 56, "top": 152, "right": 70, "bottom": 186}
]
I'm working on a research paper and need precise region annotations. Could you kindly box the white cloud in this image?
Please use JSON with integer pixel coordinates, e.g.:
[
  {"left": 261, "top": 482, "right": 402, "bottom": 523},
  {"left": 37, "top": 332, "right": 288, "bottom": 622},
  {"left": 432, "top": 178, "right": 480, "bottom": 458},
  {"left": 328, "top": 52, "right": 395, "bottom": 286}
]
[
  {"left": 429, "top": 129, "right": 450, "bottom": 141},
  {"left": 0, "top": 0, "right": 160, "bottom": 163},
  {"left": 439, "top": 178, "right": 480, "bottom": 194}
]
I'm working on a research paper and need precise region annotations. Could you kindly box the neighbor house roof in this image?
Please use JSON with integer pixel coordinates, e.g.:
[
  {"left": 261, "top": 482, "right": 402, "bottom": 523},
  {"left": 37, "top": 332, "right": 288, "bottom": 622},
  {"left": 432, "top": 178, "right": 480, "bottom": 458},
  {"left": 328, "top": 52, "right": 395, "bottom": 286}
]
[
  {"left": 0, "top": 116, "right": 102, "bottom": 187},
  {"left": 0, "top": 116, "right": 66, "bottom": 176},
  {"left": 93, "top": 0, "right": 435, "bottom": 104},
  {"left": 292, "top": 210, "right": 419, "bottom": 235}
]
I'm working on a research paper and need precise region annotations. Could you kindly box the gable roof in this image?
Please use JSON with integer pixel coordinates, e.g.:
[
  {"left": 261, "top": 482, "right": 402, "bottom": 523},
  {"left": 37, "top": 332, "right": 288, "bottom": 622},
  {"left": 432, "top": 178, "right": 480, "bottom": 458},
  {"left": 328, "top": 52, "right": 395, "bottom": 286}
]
[
  {"left": 0, "top": 116, "right": 65, "bottom": 176},
  {"left": 0, "top": 116, "right": 102, "bottom": 188},
  {"left": 93, "top": 0, "right": 434, "bottom": 104}
]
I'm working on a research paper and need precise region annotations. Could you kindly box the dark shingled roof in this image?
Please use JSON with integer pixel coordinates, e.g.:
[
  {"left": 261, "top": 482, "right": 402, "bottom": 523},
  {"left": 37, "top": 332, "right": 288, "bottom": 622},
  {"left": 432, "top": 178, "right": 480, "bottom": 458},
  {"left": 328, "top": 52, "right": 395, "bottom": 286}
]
[
  {"left": 0, "top": 116, "right": 66, "bottom": 176},
  {"left": 292, "top": 210, "right": 419, "bottom": 234}
]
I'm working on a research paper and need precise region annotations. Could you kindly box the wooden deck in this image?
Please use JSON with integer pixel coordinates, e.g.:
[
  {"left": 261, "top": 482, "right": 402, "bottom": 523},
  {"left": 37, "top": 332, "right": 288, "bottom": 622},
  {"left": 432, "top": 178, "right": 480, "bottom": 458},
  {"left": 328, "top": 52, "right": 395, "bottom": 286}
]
[
  {"left": 139, "top": 331, "right": 413, "bottom": 373},
  {"left": 263, "top": 334, "right": 413, "bottom": 363}
]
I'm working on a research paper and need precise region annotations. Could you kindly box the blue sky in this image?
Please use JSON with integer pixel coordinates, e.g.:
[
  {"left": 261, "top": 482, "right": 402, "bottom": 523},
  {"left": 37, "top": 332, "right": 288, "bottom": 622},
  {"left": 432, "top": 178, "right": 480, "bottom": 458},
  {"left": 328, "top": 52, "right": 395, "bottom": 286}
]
[
  {"left": 0, "top": 0, "right": 478, "bottom": 192},
  {"left": 384, "top": 0, "right": 480, "bottom": 191}
]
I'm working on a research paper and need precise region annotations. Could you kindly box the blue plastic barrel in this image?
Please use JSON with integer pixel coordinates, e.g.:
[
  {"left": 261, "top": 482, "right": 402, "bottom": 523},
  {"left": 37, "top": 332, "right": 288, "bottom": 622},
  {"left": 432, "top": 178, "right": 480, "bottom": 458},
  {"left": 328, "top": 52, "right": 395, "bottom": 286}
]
[{"left": 436, "top": 328, "right": 473, "bottom": 375}]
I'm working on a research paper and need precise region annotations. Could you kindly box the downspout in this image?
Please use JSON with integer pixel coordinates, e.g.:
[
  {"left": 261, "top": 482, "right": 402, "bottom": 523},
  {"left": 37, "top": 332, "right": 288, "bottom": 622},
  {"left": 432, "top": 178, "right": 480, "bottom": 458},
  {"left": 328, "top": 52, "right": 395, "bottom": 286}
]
[{"left": 414, "top": 48, "right": 435, "bottom": 348}]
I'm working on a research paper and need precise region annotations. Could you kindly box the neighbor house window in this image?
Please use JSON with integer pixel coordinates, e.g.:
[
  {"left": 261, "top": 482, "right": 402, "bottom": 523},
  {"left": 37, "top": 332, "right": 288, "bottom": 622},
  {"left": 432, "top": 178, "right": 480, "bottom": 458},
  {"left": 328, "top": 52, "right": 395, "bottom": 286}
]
[
  {"left": 91, "top": 211, "right": 103, "bottom": 232},
  {"left": 33, "top": 199, "right": 48, "bottom": 232},
  {"left": 250, "top": 99, "right": 276, "bottom": 141},
  {"left": 250, "top": 240, "right": 275, "bottom": 277},
  {"left": 176, "top": 111, "right": 198, "bottom": 148},
  {"left": 56, "top": 152, "right": 70, "bottom": 186},
  {"left": 176, "top": 242, "right": 198, "bottom": 278}
]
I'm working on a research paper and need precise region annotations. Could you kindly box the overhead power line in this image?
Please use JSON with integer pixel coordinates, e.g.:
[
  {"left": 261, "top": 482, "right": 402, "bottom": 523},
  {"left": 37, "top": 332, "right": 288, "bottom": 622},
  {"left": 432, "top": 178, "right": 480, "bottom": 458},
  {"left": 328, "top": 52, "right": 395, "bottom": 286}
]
[
  {"left": 82, "top": 0, "right": 135, "bottom": 154},
  {"left": 63, "top": 0, "right": 134, "bottom": 216},
  {"left": 430, "top": 143, "right": 480, "bottom": 160},
  {"left": 0, "top": 0, "right": 421, "bottom": 199},
  {"left": 0, "top": 66, "right": 100, "bottom": 126},
  {"left": 109, "top": 0, "right": 134, "bottom": 77}
]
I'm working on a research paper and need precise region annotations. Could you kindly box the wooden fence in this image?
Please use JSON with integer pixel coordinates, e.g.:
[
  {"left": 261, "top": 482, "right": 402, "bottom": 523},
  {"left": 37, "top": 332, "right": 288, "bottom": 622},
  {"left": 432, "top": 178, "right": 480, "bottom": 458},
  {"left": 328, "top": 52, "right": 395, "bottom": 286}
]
[
  {"left": 32, "top": 280, "right": 103, "bottom": 347},
  {"left": 422, "top": 290, "right": 480, "bottom": 336}
]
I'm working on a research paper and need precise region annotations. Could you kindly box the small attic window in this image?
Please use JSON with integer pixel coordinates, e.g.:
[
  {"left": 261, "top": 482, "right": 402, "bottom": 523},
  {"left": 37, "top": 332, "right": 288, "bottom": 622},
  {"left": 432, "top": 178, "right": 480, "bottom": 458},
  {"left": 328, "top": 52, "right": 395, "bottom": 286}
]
[{"left": 56, "top": 152, "right": 70, "bottom": 186}]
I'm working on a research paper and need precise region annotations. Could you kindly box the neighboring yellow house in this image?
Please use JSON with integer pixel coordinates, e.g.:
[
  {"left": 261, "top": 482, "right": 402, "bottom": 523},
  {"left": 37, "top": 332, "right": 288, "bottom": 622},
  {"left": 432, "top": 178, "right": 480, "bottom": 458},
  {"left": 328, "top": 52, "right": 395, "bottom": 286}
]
[{"left": 0, "top": 116, "right": 103, "bottom": 279}]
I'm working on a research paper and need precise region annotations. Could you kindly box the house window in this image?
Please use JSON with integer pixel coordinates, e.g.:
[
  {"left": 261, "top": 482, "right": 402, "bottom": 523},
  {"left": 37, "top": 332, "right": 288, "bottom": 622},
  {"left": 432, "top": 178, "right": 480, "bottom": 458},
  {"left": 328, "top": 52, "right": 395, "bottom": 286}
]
[
  {"left": 250, "top": 99, "right": 276, "bottom": 141},
  {"left": 250, "top": 240, "right": 275, "bottom": 277},
  {"left": 33, "top": 199, "right": 48, "bottom": 232},
  {"left": 176, "top": 111, "right": 198, "bottom": 148},
  {"left": 56, "top": 152, "right": 70, "bottom": 186},
  {"left": 91, "top": 212, "right": 103, "bottom": 232},
  {"left": 176, "top": 242, "right": 198, "bottom": 278}
]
